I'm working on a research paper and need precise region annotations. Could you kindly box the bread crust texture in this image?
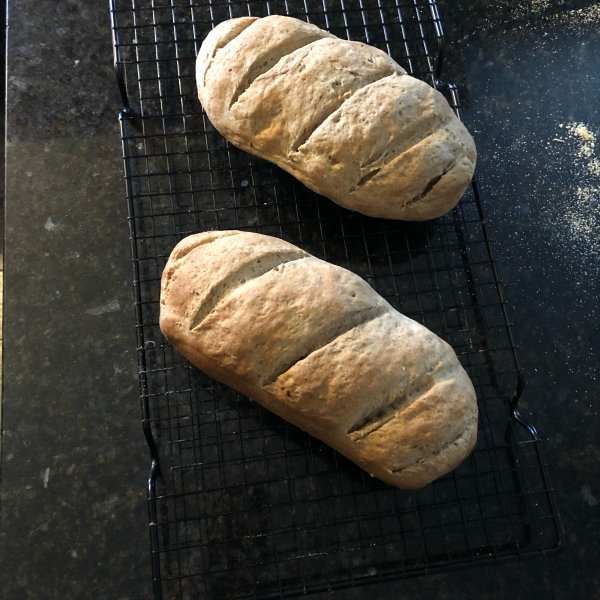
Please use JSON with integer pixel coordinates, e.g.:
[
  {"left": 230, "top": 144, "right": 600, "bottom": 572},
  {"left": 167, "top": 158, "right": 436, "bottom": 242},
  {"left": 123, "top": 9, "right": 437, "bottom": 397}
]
[
  {"left": 196, "top": 16, "right": 476, "bottom": 221},
  {"left": 160, "top": 231, "right": 478, "bottom": 488}
]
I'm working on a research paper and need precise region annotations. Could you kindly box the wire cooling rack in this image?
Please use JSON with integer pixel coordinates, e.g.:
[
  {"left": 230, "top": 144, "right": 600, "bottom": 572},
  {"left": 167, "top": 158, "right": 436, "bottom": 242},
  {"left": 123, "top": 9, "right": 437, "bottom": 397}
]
[{"left": 109, "top": 0, "right": 561, "bottom": 598}]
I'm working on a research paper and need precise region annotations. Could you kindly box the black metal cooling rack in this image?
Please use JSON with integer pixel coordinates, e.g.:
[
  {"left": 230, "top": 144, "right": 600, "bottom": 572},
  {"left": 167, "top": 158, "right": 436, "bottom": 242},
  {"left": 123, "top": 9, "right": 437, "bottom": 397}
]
[{"left": 109, "top": 0, "right": 561, "bottom": 598}]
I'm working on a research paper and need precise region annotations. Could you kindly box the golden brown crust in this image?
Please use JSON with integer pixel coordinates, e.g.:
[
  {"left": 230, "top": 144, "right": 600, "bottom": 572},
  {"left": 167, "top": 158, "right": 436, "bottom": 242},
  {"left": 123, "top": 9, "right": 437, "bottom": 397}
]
[
  {"left": 196, "top": 16, "right": 476, "bottom": 221},
  {"left": 160, "top": 231, "right": 478, "bottom": 488}
]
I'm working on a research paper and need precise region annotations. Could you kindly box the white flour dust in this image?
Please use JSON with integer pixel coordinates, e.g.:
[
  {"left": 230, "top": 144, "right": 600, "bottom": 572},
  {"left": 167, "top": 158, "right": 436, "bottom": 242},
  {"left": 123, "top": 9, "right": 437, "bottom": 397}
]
[
  {"left": 547, "top": 122, "right": 600, "bottom": 272},
  {"left": 495, "top": 2, "right": 600, "bottom": 34},
  {"left": 514, "top": 2, "right": 600, "bottom": 26},
  {"left": 567, "top": 123, "right": 596, "bottom": 157},
  {"left": 551, "top": 4, "right": 600, "bottom": 29}
]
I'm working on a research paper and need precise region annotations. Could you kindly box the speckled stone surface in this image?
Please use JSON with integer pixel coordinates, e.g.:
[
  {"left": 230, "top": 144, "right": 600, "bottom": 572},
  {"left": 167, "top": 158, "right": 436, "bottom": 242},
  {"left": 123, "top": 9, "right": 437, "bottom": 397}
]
[
  {"left": 1, "top": 2, "right": 151, "bottom": 599},
  {"left": 2, "top": 1, "right": 600, "bottom": 599}
]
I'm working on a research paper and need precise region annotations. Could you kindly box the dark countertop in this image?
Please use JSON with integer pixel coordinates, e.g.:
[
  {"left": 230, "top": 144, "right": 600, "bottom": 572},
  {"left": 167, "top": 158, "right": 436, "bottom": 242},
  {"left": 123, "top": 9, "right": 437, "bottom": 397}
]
[{"left": 1, "top": 1, "right": 599, "bottom": 599}]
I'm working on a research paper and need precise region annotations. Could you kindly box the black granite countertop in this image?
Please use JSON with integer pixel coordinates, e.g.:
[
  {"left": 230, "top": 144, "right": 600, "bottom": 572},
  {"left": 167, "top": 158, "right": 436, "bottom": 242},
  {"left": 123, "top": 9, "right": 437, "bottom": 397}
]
[{"left": 1, "top": 1, "right": 599, "bottom": 599}]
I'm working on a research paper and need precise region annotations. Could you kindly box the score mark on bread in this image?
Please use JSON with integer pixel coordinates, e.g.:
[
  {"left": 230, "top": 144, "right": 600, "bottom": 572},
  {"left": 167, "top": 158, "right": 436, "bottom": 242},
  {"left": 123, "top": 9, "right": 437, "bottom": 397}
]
[
  {"left": 160, "top": 231, "right": 478, "bottom": 488},
  {"left": 196, "top": 15, "right": 477, "bottom": 221}
]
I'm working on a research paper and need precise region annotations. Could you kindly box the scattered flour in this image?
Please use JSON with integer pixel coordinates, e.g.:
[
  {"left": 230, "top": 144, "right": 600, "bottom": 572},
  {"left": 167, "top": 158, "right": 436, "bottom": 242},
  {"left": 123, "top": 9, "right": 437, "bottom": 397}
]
[
  {"left": 588, "top": 158, "right": 600, "bottom": 177},
  {"left": 551, "top": 4, "right": 600, "bottom": 30},
  {"left": 514, "top": 0, "right": 551, "bottom": 16},
  {"left": 549, "top": 121, "right": 600, "bottom": 270},
  {"left": 497, "top": 2, "right": 600, "bottom": 33},
  {"left": 567, "top": 123, "right": 596, "bottom": 158}
]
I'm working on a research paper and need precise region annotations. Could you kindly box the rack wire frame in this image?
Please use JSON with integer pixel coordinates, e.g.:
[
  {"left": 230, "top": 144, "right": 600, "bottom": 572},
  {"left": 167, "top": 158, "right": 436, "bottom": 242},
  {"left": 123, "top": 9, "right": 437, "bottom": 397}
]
[{"left": 109, "top": 0, "right": 562, "bottom": 598}]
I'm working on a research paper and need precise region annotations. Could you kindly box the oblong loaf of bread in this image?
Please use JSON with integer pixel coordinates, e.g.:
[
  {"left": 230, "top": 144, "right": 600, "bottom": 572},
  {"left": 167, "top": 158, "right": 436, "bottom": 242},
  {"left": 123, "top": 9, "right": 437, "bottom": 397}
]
[
  {"left": 160, "top": 231, "right": 478, "bottom": 488},
  {"left": 196, "top": 15, "right": 477, "bottom": 221}
]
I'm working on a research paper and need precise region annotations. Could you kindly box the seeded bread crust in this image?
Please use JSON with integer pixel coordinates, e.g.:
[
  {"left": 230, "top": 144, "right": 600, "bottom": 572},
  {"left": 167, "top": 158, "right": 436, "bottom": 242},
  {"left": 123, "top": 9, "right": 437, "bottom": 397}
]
[
  {"left": 160, "top": 231, "right": 478, "bottom": 488},
  {"left": 196, "top": 16, "right": 476, "bottom": 221}
]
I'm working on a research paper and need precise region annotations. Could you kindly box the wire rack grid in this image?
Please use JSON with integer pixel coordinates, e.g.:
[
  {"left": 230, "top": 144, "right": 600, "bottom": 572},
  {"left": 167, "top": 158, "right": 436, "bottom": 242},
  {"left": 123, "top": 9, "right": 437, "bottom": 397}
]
[{"left": 108, "top": 0, "right": 561, "bottom": 598}]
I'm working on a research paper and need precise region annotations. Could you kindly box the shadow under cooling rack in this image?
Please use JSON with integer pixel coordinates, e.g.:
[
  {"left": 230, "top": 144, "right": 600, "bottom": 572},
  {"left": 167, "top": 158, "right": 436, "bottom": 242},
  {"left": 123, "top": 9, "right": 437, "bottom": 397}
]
[{"left": 109, "top": 0, "right": 561, "bottom": 598}]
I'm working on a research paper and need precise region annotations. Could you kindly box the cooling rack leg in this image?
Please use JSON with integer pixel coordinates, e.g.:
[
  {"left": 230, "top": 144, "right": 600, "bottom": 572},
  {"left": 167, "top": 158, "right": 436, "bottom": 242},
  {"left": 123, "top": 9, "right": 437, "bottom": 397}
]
[
  {"left": 148, "top": 460, "right": 163, "bottom": 600},
  {"left": 109, "top": 0, "right": 132, "bottom": 115},
  {"left": 116, "top": 103, "right": 163, "bottom": 595},
  {"left": 425, "top": 0, "right": 445, "bottom": 85}
]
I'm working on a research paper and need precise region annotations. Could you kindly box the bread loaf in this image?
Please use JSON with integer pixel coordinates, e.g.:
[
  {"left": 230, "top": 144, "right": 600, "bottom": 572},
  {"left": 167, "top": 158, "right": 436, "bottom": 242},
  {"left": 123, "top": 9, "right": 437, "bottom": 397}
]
[
  {"left": 196, "top": 15, "right": 476, "bottom": 221},
  {"left": 160, "top": 231, "right": 478, "bottom": 488}
]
